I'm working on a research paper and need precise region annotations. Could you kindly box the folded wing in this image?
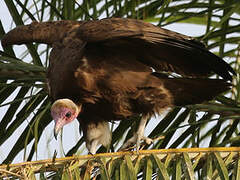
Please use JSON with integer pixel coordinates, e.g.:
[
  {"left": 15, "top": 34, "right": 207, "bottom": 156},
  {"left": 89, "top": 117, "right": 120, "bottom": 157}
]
[{"left": 76, "top": 18, "right": 235, "bottom": 81}]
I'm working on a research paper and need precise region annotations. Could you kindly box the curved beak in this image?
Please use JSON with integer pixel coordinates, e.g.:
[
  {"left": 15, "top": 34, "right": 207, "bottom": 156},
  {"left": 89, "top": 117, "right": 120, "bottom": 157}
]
[
  {"left": 53, "top": 119, "right": 64, "bottom": 140},
  {"left": 54, "top": 126, "right": 59, "bottom": 140}
]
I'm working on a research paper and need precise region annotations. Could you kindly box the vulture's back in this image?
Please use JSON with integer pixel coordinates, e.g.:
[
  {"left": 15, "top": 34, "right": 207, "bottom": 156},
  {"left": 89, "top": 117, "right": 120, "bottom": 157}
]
[{"left": 1, "top": 18, "right": 234, "bottom": 120}]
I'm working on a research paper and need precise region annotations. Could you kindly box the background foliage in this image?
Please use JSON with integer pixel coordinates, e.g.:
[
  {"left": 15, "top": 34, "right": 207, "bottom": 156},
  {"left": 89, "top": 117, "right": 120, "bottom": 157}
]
[
  {"left": 0, "top": 1, "right": 240, "bottom": 177},
  {"left": 1, "top": 147, "right": 240, "bottom": 179}
]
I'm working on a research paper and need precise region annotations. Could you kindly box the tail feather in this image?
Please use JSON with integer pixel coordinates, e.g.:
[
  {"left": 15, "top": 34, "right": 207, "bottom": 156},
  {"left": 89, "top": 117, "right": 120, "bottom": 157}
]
[
  {"left": 162, "top": 78, "right": 231, "bottom": 106},
  {"left": 1, "top": 21, "right": 82, "bottom": 47}
]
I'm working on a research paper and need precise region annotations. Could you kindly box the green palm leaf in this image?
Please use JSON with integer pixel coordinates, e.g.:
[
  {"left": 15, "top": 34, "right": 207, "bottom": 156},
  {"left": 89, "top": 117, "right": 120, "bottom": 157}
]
[
  {"left": 0, "top": 1, "right": 240, "bottom": 179},
  {"left": 0, "top": 147, "right": 239, "bottom": 179}
]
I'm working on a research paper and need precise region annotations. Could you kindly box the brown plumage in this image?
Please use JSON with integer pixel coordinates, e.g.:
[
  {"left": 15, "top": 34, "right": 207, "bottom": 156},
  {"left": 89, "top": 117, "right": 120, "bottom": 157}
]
[{"left": 1, "top": 18, "right": 234, "bottom": 153}]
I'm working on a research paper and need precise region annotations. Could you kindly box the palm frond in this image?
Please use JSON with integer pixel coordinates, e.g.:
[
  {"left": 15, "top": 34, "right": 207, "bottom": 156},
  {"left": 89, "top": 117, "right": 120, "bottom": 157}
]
[
  {"left": 0, "top": 0, "right": 240, "bottom": 170},
  {"left": 1, "top": 147, "right": 240, "bottom": 179}
]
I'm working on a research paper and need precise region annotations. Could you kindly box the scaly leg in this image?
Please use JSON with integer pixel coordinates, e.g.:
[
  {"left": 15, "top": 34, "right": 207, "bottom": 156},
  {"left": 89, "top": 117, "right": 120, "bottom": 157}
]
[
  {"left": 87, "top": 139, "right": 99, "bottom": 155},
  {"left": 119, "top": 115, "right": 153, "bottom": 152}
]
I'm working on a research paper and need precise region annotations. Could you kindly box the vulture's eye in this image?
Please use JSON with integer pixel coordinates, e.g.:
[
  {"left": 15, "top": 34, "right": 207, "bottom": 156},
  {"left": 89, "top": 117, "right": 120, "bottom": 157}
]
[{"left": 65, "top": 111, "right": 72, "bottom": 118}]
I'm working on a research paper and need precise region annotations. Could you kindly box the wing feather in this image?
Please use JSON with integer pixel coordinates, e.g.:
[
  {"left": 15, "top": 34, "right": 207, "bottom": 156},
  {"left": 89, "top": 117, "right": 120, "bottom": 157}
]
[{"left": 76, "top": 18, "right": 235, "bottom": 80}]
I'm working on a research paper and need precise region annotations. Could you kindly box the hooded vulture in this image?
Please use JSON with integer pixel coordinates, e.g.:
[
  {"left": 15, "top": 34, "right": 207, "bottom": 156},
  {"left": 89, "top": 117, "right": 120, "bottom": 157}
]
[{"left": 1, "top": 18, "right": 235, "bottom": 154}]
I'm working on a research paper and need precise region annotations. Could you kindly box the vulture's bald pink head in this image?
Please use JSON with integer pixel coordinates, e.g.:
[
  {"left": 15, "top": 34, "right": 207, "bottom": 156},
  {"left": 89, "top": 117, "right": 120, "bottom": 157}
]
[{"left": 51, "top": 99, "right": 81, "bottom": 139}]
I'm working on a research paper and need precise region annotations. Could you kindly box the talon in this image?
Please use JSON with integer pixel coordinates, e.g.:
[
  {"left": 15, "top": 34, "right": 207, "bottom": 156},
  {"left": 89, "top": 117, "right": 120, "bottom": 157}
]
[
  {"left": 119, "top": 116, "right": 150, "bottom": 152},
  {"left": 118, "top": 134, "right": 137, "bottom": 151},
  {"left": 119, "top": 135, "right": 153, "bottom": 152},
  {"left": 142, "top": 137, "right": 153, "bottom": 145},
  {"left": 88, "top": 152, "right": 94, "bottom": 155}
]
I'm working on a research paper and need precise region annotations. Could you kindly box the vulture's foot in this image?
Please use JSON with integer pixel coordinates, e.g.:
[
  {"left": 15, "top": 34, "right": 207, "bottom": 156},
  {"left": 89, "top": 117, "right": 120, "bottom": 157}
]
[
  {"left": 119, "top": 134, "right": 153, "bottom": 152},
  {"left": 142, "top": 136, "right": 154, "bottom": 145},
  {"left": 119, "top": 115, "right": 151, "bottom": 152}
]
